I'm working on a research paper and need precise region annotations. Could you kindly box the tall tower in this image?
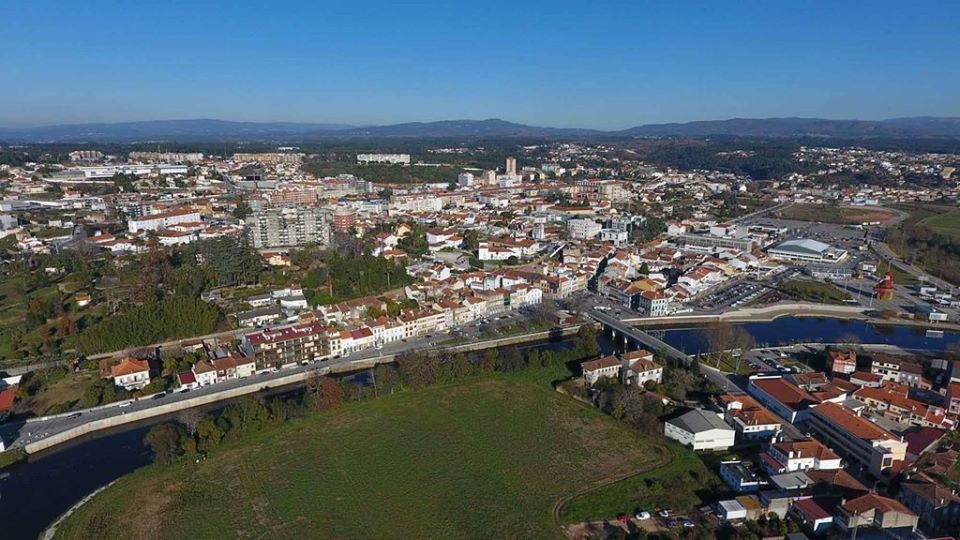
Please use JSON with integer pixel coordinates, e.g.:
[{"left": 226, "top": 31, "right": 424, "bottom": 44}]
[{"left": 505, "top": 157, "right": 517, "bottom": 176}]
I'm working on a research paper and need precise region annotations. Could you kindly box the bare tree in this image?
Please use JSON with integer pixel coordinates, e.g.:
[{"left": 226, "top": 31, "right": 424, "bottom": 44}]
[{"left": 179, "top": 409, "right": 204, "bottom": 438}]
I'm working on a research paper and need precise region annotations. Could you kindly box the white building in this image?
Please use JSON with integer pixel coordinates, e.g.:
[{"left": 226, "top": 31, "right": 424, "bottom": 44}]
[
  {"left": 110, "top": 357, "right": 151, "bottom": 391},
  {"left": 664, "top": 409, "right": 736, "bottom": 451},
  {"left": 600, "top": 228, "right": 629, "bottom": 247},
  {"left": 567, "top": 218, "right": 602, "bottom": 240},
  {"left": 457, "top": 172, "right": 474, "bottom": 187},
  {"left": 638, "top": 290, "right": 669, "bottom": 317},
  {"left": 581, "top": 355, "right": 621, "bottom": 385},
  {"left": 128, "top": 208, "right": 202, "bottom": 233},
  {"left": 357, "top": 153, "right": 411, "bottom": 164},
  {"left": 768, "top": 239, "right": 848, "bottom": 264}
]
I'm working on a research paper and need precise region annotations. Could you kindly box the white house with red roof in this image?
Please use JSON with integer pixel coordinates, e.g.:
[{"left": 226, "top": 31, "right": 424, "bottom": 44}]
[{"left": 110, "top": 357, "right": 151, "bottom": 390}]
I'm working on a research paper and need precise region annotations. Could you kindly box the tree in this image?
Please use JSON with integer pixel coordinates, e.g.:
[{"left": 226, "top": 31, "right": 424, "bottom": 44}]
[
  {"left": 497, "top": 346, "right": 526, "bottom": 372},
  {"left": 195, "top": 414, "right": 225, "bottom": 451},
  {"left": 396, "top": 351, "right": 439, "bottom": 388},
  {"left": 179, "top": 409, "right": 204, "bottom": 438},
  {"left": 145, "top": 423, "right": 185, "bottom": 464},
  {"left": 526, "top": 348, "right": 542, "bottom": 368},
  {"left": 577, "top": 324, "right": 600, "bottom": 357},
  {"left": 232, "top": 198, "right": 252, "bottom": 220},
  {"left": 304, "top": 371, "right": 345, "bottom": 411}
]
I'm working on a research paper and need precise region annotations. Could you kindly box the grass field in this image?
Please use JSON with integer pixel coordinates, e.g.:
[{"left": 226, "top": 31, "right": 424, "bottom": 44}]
[
  {"left": 779, "top": 279, "right": 852, "bottom": 305},
  {"left": 56, "top": 368, "right": 671, "bottom": 540},
  {"left": 560, "top": 443, "right": 718, "bottom": 522},
  {"left": 778, "top": 204, "right": 897, "bottom": 225},
  {"left": 922, "top": 212, "right": 960, "bottom": 242}
]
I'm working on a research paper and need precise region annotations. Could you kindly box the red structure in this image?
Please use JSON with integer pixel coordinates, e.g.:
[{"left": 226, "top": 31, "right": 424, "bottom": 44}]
[{"left": 874, "top": 272, "right": 895, "bottom": 300}]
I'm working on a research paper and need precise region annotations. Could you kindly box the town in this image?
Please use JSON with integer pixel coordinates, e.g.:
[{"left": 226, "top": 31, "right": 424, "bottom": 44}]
[{"left": 1, "top": 137, "right": 960, "bottom": 539}]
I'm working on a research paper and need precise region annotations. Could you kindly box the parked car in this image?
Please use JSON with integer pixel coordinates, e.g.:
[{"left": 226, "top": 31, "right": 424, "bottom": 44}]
[
  {"left": 118, "top": 401, "right": 133, "bottom": 408},
  {"left": 680, "top": 518, "right": 696, "bottom": 528},
  {"left": 635, "top": 510, "right": 651, "bottom": 520}
]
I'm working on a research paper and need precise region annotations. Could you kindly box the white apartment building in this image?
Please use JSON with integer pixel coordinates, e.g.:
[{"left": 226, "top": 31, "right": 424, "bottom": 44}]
[{"left": 567, "top": 218, "right": 602, "bottom": 240}]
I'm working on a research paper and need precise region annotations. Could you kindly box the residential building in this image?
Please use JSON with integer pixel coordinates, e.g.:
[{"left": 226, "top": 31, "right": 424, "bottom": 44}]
[
  {"left": 719, "top": 394, "right": 783, "bottom": 442},
  {"left": 637, "top": 290, "right": 669, "bottom": 317},
  {"left": 828, "top": 350, "right": 857, "bottom": 375},
  {"left": 621, "top": 350, "right": 662, "bottom": 387},
  {"left": 899, "top": 475, "right": 960, "bottom": 534},
  {"left": 747, "top": 376, "right": 820, "bottom": 423},
  {"left": 805, "top": 402, "right": 907, "bottom": 477},
  {"left": 836, "top": 493, "right": 918, "bottom": 534},
  {"left": 127, "top": 208, "right": 201, "bottom": 233},
  {"left": 247, "top": 207, "right": 332, "bottom": 249},
  {"left": 110, "top": 357, "right": 151, "bottom": 390},
  {"left": 580, "top": 355, "right": 620, "bottom": 385},
  {"left": 762, "top": 439, "right": 842, "bottom": 474},
  {"left": 720, "top": 461, "right": 762, "bottom": 493},
  {"left": 242, "top": 323, "right": 329, "bottom": 370},
  {"left": 567, "top": 218, "right": 602, "bottom": 240}
]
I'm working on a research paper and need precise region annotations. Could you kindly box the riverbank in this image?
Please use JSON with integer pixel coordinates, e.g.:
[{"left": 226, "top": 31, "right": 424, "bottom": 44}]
[{"left": 8, "top": 325, "right": 583, "bottom": 458}]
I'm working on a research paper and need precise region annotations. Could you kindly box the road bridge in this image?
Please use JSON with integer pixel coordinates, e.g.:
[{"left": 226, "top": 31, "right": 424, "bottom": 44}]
[{"left": 589, "top": 310, "right": 744, "bottom": 395}]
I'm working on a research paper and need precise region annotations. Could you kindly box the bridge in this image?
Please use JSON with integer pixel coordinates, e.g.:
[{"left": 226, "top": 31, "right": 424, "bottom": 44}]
[
  {"left": 588, "top": 310, "right": 745, "bottom": 395},
  {"left": 589, "top": 310, "right": 691, "bottom": 366}
]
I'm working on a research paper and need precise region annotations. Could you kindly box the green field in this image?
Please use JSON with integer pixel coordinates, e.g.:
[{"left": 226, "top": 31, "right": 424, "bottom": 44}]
[
  {"left": 56, "top": 370, "right": 671, "bottom": 540},
  {"left": 560, "top": 443, "right": 718, "bottom": 521},
  {"left": 779, "top": 279, "right": 853, "bottom": 305},
  {"left": 922, "top": 212, "right": 960, "bottom": 242}
]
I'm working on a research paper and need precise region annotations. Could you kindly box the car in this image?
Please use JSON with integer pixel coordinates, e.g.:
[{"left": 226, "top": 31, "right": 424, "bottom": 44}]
[
  {"left": 635, "top": 511, "right": 651, "bottom": 520},
  {"left": 118, "top": 401, "right": 133, "bottom": 408},
  {"left": 658, "top": 509, "right": 672, "bottom": 518},
  {"left": 664, "top": 518, "right": 677, "bottom": 528},
  {"left": 680, "top": 518, "right": 696, "bottom": 528},
  {"left": 67, "top": 412, "right": 82, "bottom": 419},
  {"left": 152, "top": 392, "right": 167, "bottom": 400}
]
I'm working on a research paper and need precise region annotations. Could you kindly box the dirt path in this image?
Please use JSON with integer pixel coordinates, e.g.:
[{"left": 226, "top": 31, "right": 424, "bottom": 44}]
[{"left": 550, "top": 439, "right": 672, "bottom": 538}]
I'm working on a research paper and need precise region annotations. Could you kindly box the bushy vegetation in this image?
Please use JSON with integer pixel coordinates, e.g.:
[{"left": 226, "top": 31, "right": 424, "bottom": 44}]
[
  {"left": 887, "top": 205, "right": 960, "bottom": 285},
  {"left": 303, "top": 252, "right": 413, "bottom": 305},
  {"left": 78, "top": 296, "right": 220, "bottom": 354}
]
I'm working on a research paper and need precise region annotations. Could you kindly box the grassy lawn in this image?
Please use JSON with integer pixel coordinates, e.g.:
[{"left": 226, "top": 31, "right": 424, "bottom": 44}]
[
  {"left": 559, "top": 443, "right": 719, "bottom": 521},
  {"left": 779, "top": 279, "right": 852, "bottom": 305},
  {"left": 56, "top": 369, "right": 670, "bottom": 540}
]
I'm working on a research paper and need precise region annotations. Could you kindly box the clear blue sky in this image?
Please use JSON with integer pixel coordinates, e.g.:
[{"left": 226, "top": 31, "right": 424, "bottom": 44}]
[{"left": 2, "top": 0, "right": 957, "bottom": 129}]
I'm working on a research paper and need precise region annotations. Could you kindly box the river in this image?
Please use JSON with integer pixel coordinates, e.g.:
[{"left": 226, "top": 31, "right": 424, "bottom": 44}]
[
  {"left": 2, "top": 317, "right": 958, "bottom": 539},
  {"left": 651, "top": 316, "right": 960, "bottom": 355}
]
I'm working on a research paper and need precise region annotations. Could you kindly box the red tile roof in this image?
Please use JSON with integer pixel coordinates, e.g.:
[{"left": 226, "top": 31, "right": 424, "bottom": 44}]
[
  {"left": 0, "top": 387, "right": 16, "bottom": 413},
  {"left": 110, "top": 357, "right": 149, "bottom": 378}
]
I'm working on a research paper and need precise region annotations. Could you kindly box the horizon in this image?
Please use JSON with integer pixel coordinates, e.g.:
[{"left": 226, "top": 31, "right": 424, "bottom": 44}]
[
  {"left": 2, "top": 1, "right": 959, "bottom": 129},
  {"left": 3, "top": 114, "right": 960, "bottom": 132}
]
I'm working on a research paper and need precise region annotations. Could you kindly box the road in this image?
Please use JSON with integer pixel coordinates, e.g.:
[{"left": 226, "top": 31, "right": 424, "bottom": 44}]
[
  {"left": 0, "top": 326, "right": 472, "bottom": 452},
  {"left": 0, "top": 315, "right": 582, "bottom": 453},
  {"left": 872, "top": 240, "right": 955, "bottom": 292}
]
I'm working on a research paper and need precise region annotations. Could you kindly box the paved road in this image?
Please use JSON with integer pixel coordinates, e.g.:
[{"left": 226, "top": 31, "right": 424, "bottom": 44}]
[{"left": 0, "top": 331, "right": 441, "bottom": 451}]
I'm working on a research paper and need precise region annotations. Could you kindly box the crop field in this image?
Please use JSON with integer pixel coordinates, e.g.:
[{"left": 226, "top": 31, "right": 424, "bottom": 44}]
[{"left": 56, "top": 370, "right": 672, "bottom": 540}]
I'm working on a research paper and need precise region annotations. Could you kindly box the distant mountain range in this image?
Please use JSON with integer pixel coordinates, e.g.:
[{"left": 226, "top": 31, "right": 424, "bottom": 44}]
[{"left": 2, "top": 116, "right": 959, "bottom": 142}]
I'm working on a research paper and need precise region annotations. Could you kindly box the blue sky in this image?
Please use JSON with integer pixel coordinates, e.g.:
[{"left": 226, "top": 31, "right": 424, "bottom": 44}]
[{"left": 1, "top": 1, "right": 957, "bottom": 129}]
